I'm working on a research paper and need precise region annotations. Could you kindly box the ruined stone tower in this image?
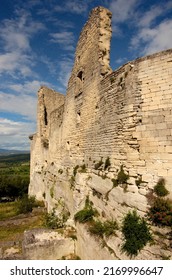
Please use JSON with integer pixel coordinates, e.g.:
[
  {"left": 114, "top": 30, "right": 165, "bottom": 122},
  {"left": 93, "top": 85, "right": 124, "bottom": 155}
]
[{"left": 29, "top": 6, "right": 172, "bottom": 259}]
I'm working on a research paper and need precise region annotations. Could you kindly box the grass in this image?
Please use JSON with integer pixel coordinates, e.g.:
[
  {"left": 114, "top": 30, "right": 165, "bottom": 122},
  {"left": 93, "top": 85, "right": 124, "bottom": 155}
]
[
  {"left": 74, "top": 197, "right": 98, "bottom": 223},
  {"left": 0, "top": 201, "right": 18, "bottom": 220},
  {"left": 89, "top": 219, "right": 118, "bottom": 237},
  {"left": 0, "top": 214, "right": 44, "bottom": 242},
  {"left": 0, "top": 200, "right": 45, "bottom": 242}
]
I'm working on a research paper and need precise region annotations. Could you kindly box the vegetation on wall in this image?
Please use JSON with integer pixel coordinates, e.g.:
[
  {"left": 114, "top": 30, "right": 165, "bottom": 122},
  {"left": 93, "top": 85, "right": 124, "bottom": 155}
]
[
  {"left": 111, "top": 165, "right": 129, "bottom": 188},
  {"left": 44, "top": 207, "right": 70, "bottom": 229},
  {"left": 73, "top": 165, "right": 79, "bottom": 176},
  {"left": 50, "top": 186, "right": 54, "bottom": 198},
  {"left": 89, "top": 219, "right": 118, "bottom": 237},
  {"left": 154, "top": 178, "right": 169, "bottom": 197},
  {"left": 148, "top": 198, "right": 172, "bottom": 227},
  {"left": 104, "top": 157, "right": 111, "bottom": 170},
  {"left": 121, "top": 210, "right": 152, "bottom": 256},
  {"left": 74, "top": 196, "right": 98, "bottom": 223},
  {"left": 94, "top": 158, "right": 103, "bottom": 170}
]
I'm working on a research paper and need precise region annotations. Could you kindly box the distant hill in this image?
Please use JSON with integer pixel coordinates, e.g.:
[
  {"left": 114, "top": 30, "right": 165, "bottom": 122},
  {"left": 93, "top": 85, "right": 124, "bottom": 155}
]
[
  {"left": 0, "top": 149, "right": 30, "bottom": 156},
  {"left": 0, "top": 153, "right": 30, "bottom": 164}
]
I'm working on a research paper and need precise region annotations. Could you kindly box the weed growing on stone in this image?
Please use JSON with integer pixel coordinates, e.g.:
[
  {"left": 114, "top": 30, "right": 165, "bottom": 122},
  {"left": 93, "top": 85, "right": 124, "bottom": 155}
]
[
  {"left": 79, "top": 164, "right": 87, "bottom": 173},
  {"left": 104, "top": 157, "right": 111, "bottom": 170},
  {"left": 94, "top": 158, "right": 103, "bottom": 170},
  {"left": 117, "top": 165, "right": 129, "bottom": 184},
  {"left": 89, "top": 219, "right": 118, "bottom": 237},
  {"left": 42, "top": 192, "right": 46, "bottom": 199},
  {"left": 69, "top": 175, "right": 75, "bottom": 189},
  {"left": 44, "top": 208, "right": 70, "bottom": 229},
  {"left": 73, "top": 165, "right": 79, "bottom": 176},
  {"left": 74, "top": 197, "right": 98, "bottom": 223},
  {"left": 121, "top": 210, "right": 152, "bottom": 256},
  {"left": 154, "top": 178, "right": 169, "bottom": 197},
  {"left": 148, "top": 198, "right": 172, "bottom": 227},
  {"left": 50, "top": 186, "right": 54, "bottom": 198}
]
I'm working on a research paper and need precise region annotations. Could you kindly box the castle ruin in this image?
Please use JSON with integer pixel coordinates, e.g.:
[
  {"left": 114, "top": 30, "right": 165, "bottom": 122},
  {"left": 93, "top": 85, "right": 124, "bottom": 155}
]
[{"left": 29, "top": 7, "right": 172, "bottom": 259}]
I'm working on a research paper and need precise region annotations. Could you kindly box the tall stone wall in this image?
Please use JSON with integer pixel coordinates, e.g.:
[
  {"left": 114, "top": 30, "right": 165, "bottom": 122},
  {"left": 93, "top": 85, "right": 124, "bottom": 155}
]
[{"left": 29, "top": 6, "right": 172, "bottom": 259}]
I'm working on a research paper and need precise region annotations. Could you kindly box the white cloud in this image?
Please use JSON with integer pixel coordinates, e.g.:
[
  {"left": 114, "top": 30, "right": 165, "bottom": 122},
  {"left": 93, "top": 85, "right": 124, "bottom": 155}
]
[
  {"left": 129, "top": 1, "right": 172, "bottom": 55},
  {"left": 8, "top": 80, "right": 51, "bottom": 95},
  {"left": 138, "top": 5, "right": 163, "bottom": 28},
  {"left": 0, "top": 51, "right": 33, "bottom": 77},
  {"left": 140, "top": 20, "right": 172, "bottom": 55},
  {"left": 109, "top": 0, "right": 138, "bottom": 23},
  {"left": 54, "top": 0, "right": 89, "bottom": 14},
  {"left": 0, "top": 10, "right": 44, "bottom": 78},
  {"left": 0, "top": 118, "right": 35, "bottom": 150},
  {"left": 57, "top": 57, "right": 74, "bottom": 89},
  {"left": 50, "top": 31, "right": 75, "bottom": 51},
  {"left": 0, "top": 92, "right": 37, "bottom": 121}
]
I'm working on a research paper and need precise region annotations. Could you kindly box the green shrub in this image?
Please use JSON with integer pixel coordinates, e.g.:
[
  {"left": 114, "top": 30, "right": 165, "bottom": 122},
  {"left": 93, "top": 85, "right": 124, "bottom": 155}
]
[
  {"left": 17, "top": 195, "right": 36, "bottom": 214},
  {"left": 69, "top": 175, "right": 75, "bottom": 189},
  {"left": 111, "top": 166, "right": 129, "bottom": 188},
  {"left": 58, "top": 169, "right": 63, "bottom": 174},
  {"left": 122, "top": 210, "right": 152, "bottom": 256},
  {"left": 111, "top": 178, "right": 118, "bottom": 188},
  {"left": 42, "top": 192, "right": 46, "bottom": 199},
  {"left": 74, "top": 208, "right": 96, "bottom": 223},
  {"left": 94, "top": 158, "right": 103, "bottom": 170},
  {"left": 104, "top": 157, "right": 111, "bottom": 170},
  {"left": 89, "top": 219, "right": 118, "bottom": 237},
  {"left": 74, "top": 197, "right": 98, "bottom": 223},
  {"left": 154, "top": 178, "right": 169, "bottom": 197},
  {"left": 44, "top": 208, "right": 70, "bottom": 229},
  {"left": 117, "top": 165, "right": 129, "bottom": 184},
  {"left": 148, "top": 198, "right": 172, "bottom": 227},
  {"left": 79, "top": 164, "right": 87, "bottom": 173},
  {"left": 73, "top": 165, "right": 79, "bottom": 176},
  {"left": 135, "top": 177, "right": 143, "bottom": 187},
  {"left": 50, "top": 186, "right": 54, "bottom": 198}
]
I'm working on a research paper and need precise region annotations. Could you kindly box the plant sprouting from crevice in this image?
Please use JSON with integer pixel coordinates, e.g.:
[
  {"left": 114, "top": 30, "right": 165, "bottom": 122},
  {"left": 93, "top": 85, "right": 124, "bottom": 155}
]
[{"left": 121, "top": 210, "right": 152, "bottom": 256}]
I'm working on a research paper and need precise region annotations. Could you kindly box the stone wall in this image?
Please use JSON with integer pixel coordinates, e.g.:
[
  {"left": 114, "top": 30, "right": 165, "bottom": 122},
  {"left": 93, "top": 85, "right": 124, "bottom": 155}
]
[{"left": 29, "top": 6, "right": 172, "bottom": 259}]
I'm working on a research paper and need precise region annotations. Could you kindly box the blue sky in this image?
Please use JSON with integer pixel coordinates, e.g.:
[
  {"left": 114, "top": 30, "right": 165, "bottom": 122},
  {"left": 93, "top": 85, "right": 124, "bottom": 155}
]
[{"left": 0, "top": 0, "right": 172, "bottom": 151}]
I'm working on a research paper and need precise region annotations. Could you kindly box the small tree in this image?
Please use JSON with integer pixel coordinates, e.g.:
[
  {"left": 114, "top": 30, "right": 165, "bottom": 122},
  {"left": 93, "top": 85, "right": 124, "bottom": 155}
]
[{"left": 122, "top": 210, "right": 152, "bottom": 256}]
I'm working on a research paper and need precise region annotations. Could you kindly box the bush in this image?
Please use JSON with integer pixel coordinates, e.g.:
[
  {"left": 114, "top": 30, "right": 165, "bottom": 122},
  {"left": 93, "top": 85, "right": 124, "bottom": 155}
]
[
  {"left": 73, "top": 165, "right": 79, "bottom": 176},
  {"left": 74, "top": 197, "right": 98, "bottom": 223},
  {"left": 89, "top": 219, "right": 118, "bottom": 237},
  {"left": 148, "top": 198, "right": 172, "bottom": 227},
  {"left": 79, "top": 164, "right": 87, "bottom": 173},
  {"left": 154, "top": 178, "right": 169, "bottom": 197},
  {"left": 94, "top": 158, "right": 103, "bottom": 170},
  {"left": 122, "top": 210, "right": 152, "bottom": 256},
  {"left": 17, "top": 195, "right": 36, "bottom": 214},
  {"left": 44, "top": 208, "right": 70, "bottom": 229},
  {"left": 117, "top": 165, "right": 129, "bottom": 184},
  {"left": 104, "top": 157, "right": 111, "bottom": 170}
]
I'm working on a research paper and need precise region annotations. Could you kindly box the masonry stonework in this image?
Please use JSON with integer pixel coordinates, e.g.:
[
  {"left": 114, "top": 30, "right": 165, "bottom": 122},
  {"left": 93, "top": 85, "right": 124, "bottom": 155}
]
[{"left": 29, "top": 7, "right": 172, "bottom": 259}]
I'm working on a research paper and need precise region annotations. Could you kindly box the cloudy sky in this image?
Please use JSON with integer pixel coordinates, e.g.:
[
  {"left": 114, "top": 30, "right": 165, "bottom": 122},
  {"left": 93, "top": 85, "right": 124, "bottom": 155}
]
[{"left": 0, "top": 0, "right": 172, "bottom": 151}]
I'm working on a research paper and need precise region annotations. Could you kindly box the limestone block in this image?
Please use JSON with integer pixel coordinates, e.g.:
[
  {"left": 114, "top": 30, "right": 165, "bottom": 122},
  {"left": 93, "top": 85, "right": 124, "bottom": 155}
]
[
  {"left": 138, "top": 188, "right": 147, "bottom": 196},
  {"left": 127, "top": 184, "right": 138, "bottom": 193},
  {"left": 109, "top": 187, "right": 148, "bottom": 212},
  {"left": 75, "top": 172, "right": 89, "bottom": 186},
  {"left": 142, "top": 174, "right": 153, "bottom": 183},
  {"left": 23, "top": 229, "right": 75, "bottom": 260},
  {"left": 76, "top": 223, "right": 115, "bottom": 259},
  {"left": 87, "top": 173, "right": 113, "bottom": 195}
]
